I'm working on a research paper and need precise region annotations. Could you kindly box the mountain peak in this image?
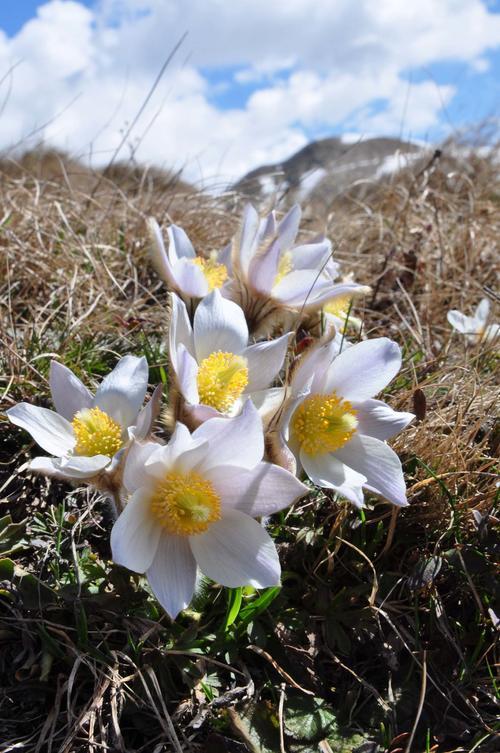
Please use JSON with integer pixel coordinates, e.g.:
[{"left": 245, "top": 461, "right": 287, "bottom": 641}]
[{"left": 233, "top": 136, "right": 422, "bottom": 208}]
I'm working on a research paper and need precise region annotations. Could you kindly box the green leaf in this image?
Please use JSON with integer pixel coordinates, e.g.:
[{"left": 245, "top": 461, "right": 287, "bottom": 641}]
[
  {"left": 284, "top": 696, "right": 338, "bottom": 742},
  {"left": 224, "top": 587, "right": 243, "bottom": 630},
  {"left": 0, "top": 557, "right": 56, "bottom": 608},
  {"left": 0, "top": 557, "right": 15, "bottom": 580},
  {"left": 0, "top": 515, "right": 28, "bottom": 556},
  {"left": 238, "top": 586, "right": 281, "bottom": 629},
  {"left": 18, "top": 570, "right": 57, "bottom": 608},
  {"left": 230, "top": 701, "right": 279, "bottom": 753}
]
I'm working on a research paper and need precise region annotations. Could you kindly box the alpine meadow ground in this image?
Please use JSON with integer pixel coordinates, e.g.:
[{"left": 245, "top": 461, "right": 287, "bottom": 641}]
[{"left": 0, "top": 144, "right": 498, "bottom": 753}]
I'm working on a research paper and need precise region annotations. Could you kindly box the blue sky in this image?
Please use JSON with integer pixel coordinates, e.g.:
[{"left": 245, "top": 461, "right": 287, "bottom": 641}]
[
  {"left": 0, "top": 0, "right": 94, "bottom": 35},
  {"left": 0, "top": 0, "right": 498, "bottom": 182}
]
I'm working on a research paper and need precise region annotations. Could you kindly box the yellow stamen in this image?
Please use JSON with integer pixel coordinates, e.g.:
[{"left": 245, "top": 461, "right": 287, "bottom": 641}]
[
  {"left": 197, "top": 351, "right": 249, "bottom": 412},
  {"left": 291, "top": 392, "right": 358, "bottom": 456},
  {"left": 72, "top": 407, "right": 123, "bottom": 457},
  {"left": 150, "top": 471, "right": 221, "bottom": 536},
  {"left": 274, "top": 250, "right": 293, "bottom": 285},
  {"left": 193, "top": 252, "right": 228, "bottom": 291},
  {"left": 324, "top": 295, "right": 352, "bottom": 320}
]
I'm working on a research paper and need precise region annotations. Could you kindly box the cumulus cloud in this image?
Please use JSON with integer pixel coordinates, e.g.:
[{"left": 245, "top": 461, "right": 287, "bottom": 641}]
[{"left": 0, "top": 0, "right": 498, "bottom": 183}]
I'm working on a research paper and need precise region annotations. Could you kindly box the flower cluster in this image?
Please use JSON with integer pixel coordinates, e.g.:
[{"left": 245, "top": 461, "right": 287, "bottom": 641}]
[{"left": 8, "top": 204, "right": 415, "bottom": 619}]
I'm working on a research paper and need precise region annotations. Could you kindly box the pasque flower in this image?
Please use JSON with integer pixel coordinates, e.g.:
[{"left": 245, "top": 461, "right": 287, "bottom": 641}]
[
  {"left": 148, "top": 218, "right": 230, "bottom": 302},
  {"left": 447, "top": 298, "right": 499, "bottom": 344},
  {"left": 111, "top": 401, "right": 307, "bottom": 618},
  {"left": 168, "top": 289, "right": 289, "bottom": 427},
  {"left": 278, "top": 337, "right": 414, "bottom": 508},
  {"left": 7, "top": 357, "right": 158, "bottom": 484},
  {"left": 226, "top": 204, "right": 369, "bottom": 333}
]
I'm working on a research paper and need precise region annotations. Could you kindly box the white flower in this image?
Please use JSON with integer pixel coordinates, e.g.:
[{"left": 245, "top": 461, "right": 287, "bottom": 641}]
[
  {"left": 280, "top": 337, "right": 414, "bottom": 508},
  {"left": 147, "top": 218, "right": 230, "bottom": 301},
  {"left": 228, "top": 204, "right": 370, "bottom": 328},
  {"left": 169, "top": 289, "right": 289, "bottom": 425},
  {"left": 7, "top": 356, "right": 156, "bottom": 481},
  {"left": 111, "top": 401, "right": 307, "bottom": 619},
  {"left": 447, "top": 298, "right": 499, "bottom": 344}
]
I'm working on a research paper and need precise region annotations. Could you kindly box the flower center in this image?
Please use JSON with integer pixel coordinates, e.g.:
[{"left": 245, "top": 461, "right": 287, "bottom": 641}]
[
  {"left": 291, "top": 392, "right": 358, "bottom": 456},
  {"left": 274, "top": 250, "right": 293, "bottom": 285},
  {"left": 197, "top": 351, "right": 249, "bottom": 412},
  {"left": 71, "top": 407, "right": 123, "bottom": 457},
  {"left": 150, "top": 471, "right": 221, "bottom": 536},
  {"left": 193, "top": 252, "right": 228, "bottom": 291},
  {"left": 324, "top": 295, "right": 352, "bottom": 320}
]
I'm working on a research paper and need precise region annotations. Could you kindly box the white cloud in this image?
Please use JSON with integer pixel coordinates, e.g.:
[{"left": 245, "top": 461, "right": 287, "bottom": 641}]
[{"left": 0, "top": 0, "right": 498, "bottom": 184}]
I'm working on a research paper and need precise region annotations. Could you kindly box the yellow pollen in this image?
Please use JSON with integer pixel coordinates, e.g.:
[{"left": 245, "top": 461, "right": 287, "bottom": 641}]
[
  {"left": 274, "top": 250, "right": 293, "bottom": 285},
  {"left": 149, "top": 471, "right": 221, "bottom": 536},
  {"left": 71, "top": 407, "right": 123, "bottom": 457},
  {"left": 291, "top": 392, "right": 358, "bottom": 456},
  {"left": 324, "top": 295, "right": 352, "bottom": 320},
  {"left": 193, "top": 252, "right": 228, "bottom": 291},
  {"left": 197, "top": 351, "right": 249, "bottom": 412}
]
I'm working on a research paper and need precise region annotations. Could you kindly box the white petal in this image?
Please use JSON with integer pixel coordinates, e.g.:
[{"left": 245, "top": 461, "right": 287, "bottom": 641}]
[
  {"left": 258, "top": 210, "right": 276, "bottom": 242},
  {"left": 248, "top": 237, "right": 282, "bottom": 294},
  {"left": 279, "top": 394, "right": 308, "bottom": 444},
  {"left": 335, "top": 434, "right": 409, "bottom": 507},
  {"left": 193, "top": 289, "right": 248, "bottom": 361},
  {"left": 171, "top": 258, "right": 208, "bottom": 298},
  {"left": 354, "top": 399, "right": 415, "bottom": 441},
  {"left": 163, "top": 422, "right": 193, "bottom": 459},
  {"left": 276, "top": 204, "right": 301, "bottom": 249},
  {"left": 207, "top": 462, "right": 307, "bottom": 516},
  {"left": 110, "top": 489, "right": 161, "bottom": 573},
  {"left": 300, "top": 450, "right": 366, "bottom": 508},
  {"left": 290, "top": 240, "right": 332, "bottom": 271},
  {"left": 189, "top": 509, "right": 280, "bottom": 588},
  {"left": 191, "top": 399, "right": 263, "bottom": 472},
  {"left": 290, "top": 338, "right": 339, "bottom": 396},
  {"left": 147, "top": 218, "right": 177, "bottom": 288},
  {"left": 237, "top": 204, "right": 260, "bottom": 275},
  {"left": 181, "top": 402, "right": 222, "bottom": 424},
  {"left": 147, "top": 424, "right": 209, "bottom": 476},
  {"left": 29, "top": 454, "right": 110, "bottom": 479},
  {"left": 304, "top": 281, "right": 371, "bottom": 310},
  {"left": 243, "top": 333, "right": 289, "bottom": 392},
  {"left": 29, "top": 456, "right": 70, "bottom": 479},
  {"left": 169, "top": 293, "right": 194, "bottom": 373},
  {"left": 123, "top": 440, "right": 162, "bottom": 493},
  {"left": 132, "top": 384, "right": 163, "bottom": 441},
  {"left": 7, "top": 403, "right": 75, "bottom": 456},
  {"left": 272, "top": 269, "right": 331, "bottom": 305},
  {"left": 49, "top": 361, "right": 92, "bottom": 421},
  {"left": 167, "top": 224, "right": 196, "bottom": 261},
  {"left": 165, "top": 422, "right": 209, "bottom": 471},
  {"left": 176, "top": 344, "right": 200, "bottom": 404},
  {"left": 250, "top": 387, "right": 286, "bottom": 424},
  {"left": 323, "top": 338, "right": 401, "bottom": 401},
  {"left": 475, "top": 298, "right": 490, "bottom": 324},
  {"left": 218, "top": 241, "right": 233, "bottom": 276},
  {"left": 447, "top": 310, "right": 472, "bottom": 334},
  {"left": 58, "top": 454, "right": 111, "bottom": 475},
  {"left": 146, "top": 534, "right": 197, "bottom": 619},
  {"left": 93, "top": 356, "right": 148, "bottom": 428}
]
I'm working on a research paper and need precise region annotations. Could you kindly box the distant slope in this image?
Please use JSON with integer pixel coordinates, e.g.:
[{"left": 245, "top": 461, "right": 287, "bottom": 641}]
[{"left": 232, "top": 136, "right": 424, "bottom": 207}]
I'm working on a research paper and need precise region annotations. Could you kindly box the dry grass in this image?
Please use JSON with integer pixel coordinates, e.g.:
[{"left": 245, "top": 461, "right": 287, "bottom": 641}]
[{"left": 0, "top": 145, "right": 498, "bottom": 753}]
